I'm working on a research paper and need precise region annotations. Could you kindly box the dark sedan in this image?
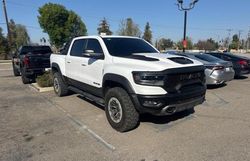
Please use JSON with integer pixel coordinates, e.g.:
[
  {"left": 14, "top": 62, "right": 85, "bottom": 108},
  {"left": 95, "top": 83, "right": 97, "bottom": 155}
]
[{"left": 206, "top": 52, "right": 250, "bottom": 77}]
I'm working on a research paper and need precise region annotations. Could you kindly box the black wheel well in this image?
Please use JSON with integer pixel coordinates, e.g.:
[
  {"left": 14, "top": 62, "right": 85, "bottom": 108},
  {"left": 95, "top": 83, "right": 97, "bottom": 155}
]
[
  {"left": 103, "top": 80, "right": 127, "bottom": 95},
  {"left": 51, "top": 66, "right": 59, "bottom": 74}
]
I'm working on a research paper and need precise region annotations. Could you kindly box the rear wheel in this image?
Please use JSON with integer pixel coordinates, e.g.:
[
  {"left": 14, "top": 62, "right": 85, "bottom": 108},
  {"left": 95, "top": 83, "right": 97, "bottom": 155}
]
[
  {"left": 21, "top": 69, "right": 31, "bottom": 84},
  {"left": 105, "top": 87, "right": 139, "bottom": 132},
  {"left": 53, "top": 72, "right": 68, "bottom": 97},
  {"left": 12, "top": 63, "right": 20, "bottom": 76}
]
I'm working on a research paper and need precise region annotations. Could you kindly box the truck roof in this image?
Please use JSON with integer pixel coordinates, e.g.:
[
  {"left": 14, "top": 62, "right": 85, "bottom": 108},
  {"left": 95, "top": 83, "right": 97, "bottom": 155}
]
[{"left": 72, "top": 35, "right": 141, "bottom": 40}]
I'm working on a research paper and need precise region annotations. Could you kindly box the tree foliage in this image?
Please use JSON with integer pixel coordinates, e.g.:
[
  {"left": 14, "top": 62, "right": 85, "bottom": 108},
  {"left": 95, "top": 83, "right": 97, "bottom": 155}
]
[
  {"left": 230, "top": 34, "right": 240, "bottom": 50},
  {"left": 0, "top": 27, "right": 9, "bottom": 59},
  {"left": 97, "top": 18, "right": 112, "bottom": 35},
  {"left": 176, "top": 37, "right": 193, "bottom": 50},
  {"left": 38, "top": 3, "right": 87, "bottom": 48},
  {"left": 142, "top": 22, "right": 152, "bottom": 44},
  {"left": 117, "top": 18, "right": 141, "bottom": 37},
  {"left": 156, "top": 38, "right": 174, "bottom": 51},
  {"left": 9, "top": 19, "right": 30, "bottom": 52},
  {"left": 195, "top": 38, "right": 219, "bottom": 51}
]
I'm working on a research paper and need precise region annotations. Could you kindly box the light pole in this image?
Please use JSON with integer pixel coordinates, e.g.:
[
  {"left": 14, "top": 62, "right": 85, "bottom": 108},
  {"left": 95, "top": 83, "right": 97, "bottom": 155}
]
[{"left": 176, "top": 0, "right": 199, "bottom": 52}]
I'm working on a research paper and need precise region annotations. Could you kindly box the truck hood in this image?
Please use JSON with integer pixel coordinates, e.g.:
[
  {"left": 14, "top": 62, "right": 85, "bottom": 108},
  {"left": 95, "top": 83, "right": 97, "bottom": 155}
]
[{"left": 112, "top": 53, "right": 203, "bottom": 71}]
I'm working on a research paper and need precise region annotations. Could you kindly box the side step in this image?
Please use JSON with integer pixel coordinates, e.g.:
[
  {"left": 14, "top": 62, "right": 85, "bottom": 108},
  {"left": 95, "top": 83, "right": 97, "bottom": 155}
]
[{"left": 68, "top": 86, "right": 104, "bottom": 106}]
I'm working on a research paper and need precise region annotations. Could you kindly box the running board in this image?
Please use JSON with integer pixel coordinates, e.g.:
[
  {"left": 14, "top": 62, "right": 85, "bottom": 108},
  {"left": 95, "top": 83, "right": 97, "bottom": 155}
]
[{"left": 68, "top": 86, "right": 104, "bottom": 106}]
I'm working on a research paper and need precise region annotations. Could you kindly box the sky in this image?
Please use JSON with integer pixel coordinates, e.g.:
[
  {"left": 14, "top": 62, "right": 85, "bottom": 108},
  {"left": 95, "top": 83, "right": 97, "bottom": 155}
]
[{"left": 0, "top": 0, "right": 250, "bottom": 44}]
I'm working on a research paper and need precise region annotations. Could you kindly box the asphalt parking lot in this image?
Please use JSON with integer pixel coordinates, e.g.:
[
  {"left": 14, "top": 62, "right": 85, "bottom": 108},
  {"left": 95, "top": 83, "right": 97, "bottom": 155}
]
[{"left": 1, "top": 61, "right": 250, "bottom": 161}]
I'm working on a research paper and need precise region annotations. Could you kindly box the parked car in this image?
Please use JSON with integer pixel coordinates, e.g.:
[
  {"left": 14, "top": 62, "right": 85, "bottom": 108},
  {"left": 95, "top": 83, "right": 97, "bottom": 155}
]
[
  {"left": 206, "top": 52, "right": 250, "bottom": 77},
  {"left": 171, "top": 52, "right": 235, "bottom": 85},
  {"left": 12, "top": 45, "right": 52, "bottom": 84},
  {"left": 50, "top": 36, "right": 207, "bottom": 132}
]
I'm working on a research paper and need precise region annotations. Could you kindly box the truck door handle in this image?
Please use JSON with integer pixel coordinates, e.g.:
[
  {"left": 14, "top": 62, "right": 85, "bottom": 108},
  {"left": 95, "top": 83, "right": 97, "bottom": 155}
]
[
  {"left": 81, "top": 64, "right": 86, "bottom": 66},
  {"left": 67, "top": 61, "right": 71, "bottom": 63}
]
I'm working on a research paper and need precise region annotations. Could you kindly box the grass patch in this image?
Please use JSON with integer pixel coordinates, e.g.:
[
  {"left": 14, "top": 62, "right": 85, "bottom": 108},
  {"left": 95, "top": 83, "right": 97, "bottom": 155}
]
[{"left": 36, "top": 71, "right": 53, "bottom": 87}]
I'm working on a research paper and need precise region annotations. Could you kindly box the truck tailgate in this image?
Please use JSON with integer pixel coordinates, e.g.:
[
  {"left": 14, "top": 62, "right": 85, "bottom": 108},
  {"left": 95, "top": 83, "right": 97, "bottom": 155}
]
[{"left": 27, "top": 53, "right": 51, "bottom": 69}]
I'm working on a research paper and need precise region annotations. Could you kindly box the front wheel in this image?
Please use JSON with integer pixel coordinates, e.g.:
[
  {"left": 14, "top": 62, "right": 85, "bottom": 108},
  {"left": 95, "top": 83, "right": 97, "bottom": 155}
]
[
  {"left": 53, "top": 72, "right": 68, "bottom": 97},
  {"left": 105, "top": 87, "right": 139, "bottom": 132}
]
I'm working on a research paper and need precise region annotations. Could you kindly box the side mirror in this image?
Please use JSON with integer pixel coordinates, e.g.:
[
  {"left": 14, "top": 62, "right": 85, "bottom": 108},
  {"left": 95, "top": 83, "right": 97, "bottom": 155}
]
[{"left": 83, "top": 50, "right": 104, "bottom": 59}]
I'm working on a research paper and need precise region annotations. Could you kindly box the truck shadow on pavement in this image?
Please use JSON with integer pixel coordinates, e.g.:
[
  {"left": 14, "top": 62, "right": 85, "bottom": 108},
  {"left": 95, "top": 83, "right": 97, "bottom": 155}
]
[
  {"left": 140, "top": 109, "right": 195, "bottom": 124},
  {"left": 207, "top": 83, "right": 227, "bottom": 90},
  {"left": 234, "top": 75, "right": 248, "bottom": 80},
  {"left": 76, "top": 95, "right": 195, "bottom": 129}
]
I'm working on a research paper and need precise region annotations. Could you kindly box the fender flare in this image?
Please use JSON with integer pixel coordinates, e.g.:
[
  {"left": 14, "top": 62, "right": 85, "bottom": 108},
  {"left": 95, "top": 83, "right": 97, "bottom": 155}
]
[
  {"left": 51, "top": 63, "right": 68, "bottom": 83},
  {"left": 102, "top": 73, "right": 135, "bottom": 94}
]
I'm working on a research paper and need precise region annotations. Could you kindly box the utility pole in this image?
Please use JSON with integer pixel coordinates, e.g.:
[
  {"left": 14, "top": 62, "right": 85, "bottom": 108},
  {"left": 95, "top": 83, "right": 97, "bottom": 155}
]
[
  {"left": 2, "top": 0, "right": 11, "bottom": 59},
  {"left": 176, "top": 0, "right": 199, "bottom": 53}
]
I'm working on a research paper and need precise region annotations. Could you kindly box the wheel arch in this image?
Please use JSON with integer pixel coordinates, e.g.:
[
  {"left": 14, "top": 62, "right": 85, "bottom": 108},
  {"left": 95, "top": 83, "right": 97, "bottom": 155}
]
[{"left": 102, "top": 74, "right": 135, "bottom": 96}]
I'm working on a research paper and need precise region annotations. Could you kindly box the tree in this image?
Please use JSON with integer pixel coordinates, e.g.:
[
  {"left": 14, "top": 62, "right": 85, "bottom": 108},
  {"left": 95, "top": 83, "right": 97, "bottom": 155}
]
[
  {"left": 157, "top": 38, "right": 174, "bottom": 51},
  {"left": 0, "top": 27, "right": 9, "bottom": 59},
  {"left": 230, "top": 34, "right": 240, "bottom": 50},
  {"left": 8, "top": 19, "right": 30, "bottom": 53},
  {"left": 117, "top": 18, "right": 141, "bottom": 37},
  {"left": 195, "top": 38, "right": 219, "bottom": 51},
  {"left": 142, "top": 22, "right": 152, "bottom": 44},
  {"left": 97, "top": 18, "right": 112, "bottom": 35},
  {"left": 38, "top": 3, "right": 87, "bottom": 48},
  {"left": 176, "top": 37, "right": 193, "bottom": 50}
]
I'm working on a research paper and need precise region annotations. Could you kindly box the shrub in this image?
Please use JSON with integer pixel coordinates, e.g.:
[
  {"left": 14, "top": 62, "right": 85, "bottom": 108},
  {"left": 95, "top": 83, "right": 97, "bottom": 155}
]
[{"left": 36, "top": 71, "right": 53, "bottom": 87}]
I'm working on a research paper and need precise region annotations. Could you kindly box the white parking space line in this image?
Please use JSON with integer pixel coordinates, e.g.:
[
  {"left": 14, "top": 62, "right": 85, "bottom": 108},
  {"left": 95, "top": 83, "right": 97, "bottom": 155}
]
[
  {"left": 0, "top": 69, "right": 12, "bottom": 71},
  {"left": 39, "top": 93, "right": 116, "bottom": 151}
]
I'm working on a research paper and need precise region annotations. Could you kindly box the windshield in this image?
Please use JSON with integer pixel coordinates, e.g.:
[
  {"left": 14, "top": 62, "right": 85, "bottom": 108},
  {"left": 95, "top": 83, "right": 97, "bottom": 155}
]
[
  {"left": 102, "top": 38, "right": 158, "bottom": 56},
  {"left": 21, "top": 46, "right": 52, "bottom": 55},
  {"left": 195, "top": 54, "right": 221, "bottom": 62}
]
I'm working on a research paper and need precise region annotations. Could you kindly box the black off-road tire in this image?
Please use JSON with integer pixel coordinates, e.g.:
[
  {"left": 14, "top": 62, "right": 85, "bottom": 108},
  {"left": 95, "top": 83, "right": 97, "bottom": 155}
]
[
  {"left": 105, "top": 87, "right": 139, "bottom": 132},
  {"left": 12, "top": 63, "right": 20, "bottom": 76},
  {"left": 53, "top": 72, "right": 68, "bottom": 97},
  {"left": 21, "top": 69, "right": 31, "bottom": 84}
]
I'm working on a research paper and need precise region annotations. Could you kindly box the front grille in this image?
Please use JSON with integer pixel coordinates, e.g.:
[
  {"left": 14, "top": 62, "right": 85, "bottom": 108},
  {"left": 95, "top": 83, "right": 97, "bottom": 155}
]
[{"left": 164, "top": 71, "right": 205, "bottom": 94}]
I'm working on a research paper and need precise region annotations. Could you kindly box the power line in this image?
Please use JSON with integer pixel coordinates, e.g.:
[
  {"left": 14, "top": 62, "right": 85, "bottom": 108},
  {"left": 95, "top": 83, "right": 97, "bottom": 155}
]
[{"left": 7, "top": 0, "right": 39, "bottom": 8}]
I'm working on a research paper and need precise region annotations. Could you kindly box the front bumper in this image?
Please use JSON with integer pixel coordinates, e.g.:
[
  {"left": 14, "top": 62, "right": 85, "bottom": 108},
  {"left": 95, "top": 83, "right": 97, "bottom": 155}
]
[{"left": 131, "top": 86, "right": 206, "bottom": 116}]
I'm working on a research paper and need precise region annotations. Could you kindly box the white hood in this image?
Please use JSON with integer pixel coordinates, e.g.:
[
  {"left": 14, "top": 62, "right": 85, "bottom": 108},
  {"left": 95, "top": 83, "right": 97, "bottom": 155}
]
[{"left": 112, "top": 53, "right": 203, "bottom": 71}]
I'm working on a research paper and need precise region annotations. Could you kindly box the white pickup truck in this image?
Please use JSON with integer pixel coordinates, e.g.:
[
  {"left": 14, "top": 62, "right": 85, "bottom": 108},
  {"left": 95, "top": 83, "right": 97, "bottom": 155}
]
[{"left": 50, "top": 36, "right": 206, "bottom": 132}]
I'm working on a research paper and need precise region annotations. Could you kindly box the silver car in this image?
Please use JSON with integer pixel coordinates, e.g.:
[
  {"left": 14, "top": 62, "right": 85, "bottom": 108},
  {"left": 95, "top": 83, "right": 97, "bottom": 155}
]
[{"left": 174, "top": 53, "right": 235, "bottom": 85}]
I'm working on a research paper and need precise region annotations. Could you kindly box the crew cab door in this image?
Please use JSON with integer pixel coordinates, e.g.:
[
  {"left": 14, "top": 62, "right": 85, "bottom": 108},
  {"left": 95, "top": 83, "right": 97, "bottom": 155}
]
[
  {"left": 81, "top": 38, "right": 104, "bottom": 89},
  {"left": 65, "top": 38, "right": 104, "bottom": 93},
  {"left": 65, "top": 39, "right": 87, "bottom": 81}
]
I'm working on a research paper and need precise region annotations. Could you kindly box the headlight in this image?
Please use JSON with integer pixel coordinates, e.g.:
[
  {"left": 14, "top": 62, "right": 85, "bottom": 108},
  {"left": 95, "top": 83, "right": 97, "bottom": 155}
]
[{"left": 132, "top": 72, "right": 165, "bottom": 86}]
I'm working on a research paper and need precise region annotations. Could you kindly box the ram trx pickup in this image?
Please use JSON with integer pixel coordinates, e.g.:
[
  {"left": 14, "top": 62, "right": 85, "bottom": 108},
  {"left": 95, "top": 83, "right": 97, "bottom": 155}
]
[
  {"left": 12, "top": 45, "right": 52, "bottom": 84},
  {"left": 50, "top": 36, "right": 206, "bottom": 132}
]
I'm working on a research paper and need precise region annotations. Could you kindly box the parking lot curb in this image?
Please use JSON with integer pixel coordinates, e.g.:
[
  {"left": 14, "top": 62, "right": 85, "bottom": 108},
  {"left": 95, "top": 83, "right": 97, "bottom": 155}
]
[
  {"left": 29, "top": 83, "right": 54, "bottom": 93},
  {"left": 0, "top": 60, "right": 11, "bottom": 64}
]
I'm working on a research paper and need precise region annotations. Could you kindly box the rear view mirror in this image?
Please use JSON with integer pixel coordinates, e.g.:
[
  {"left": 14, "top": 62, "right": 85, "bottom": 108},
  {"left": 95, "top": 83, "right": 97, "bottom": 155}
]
[
  {"left": 85, "top": 50, "right": 94, "bottom": 53},
  {"left": 83, "top": 50, "right": 104, "bottom": 59}
]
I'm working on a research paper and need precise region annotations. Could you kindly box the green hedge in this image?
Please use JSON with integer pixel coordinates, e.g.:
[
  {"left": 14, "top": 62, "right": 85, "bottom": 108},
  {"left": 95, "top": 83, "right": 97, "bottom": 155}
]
[{"left": 36, "top": 71, "right": 53, "bottom": 87}]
